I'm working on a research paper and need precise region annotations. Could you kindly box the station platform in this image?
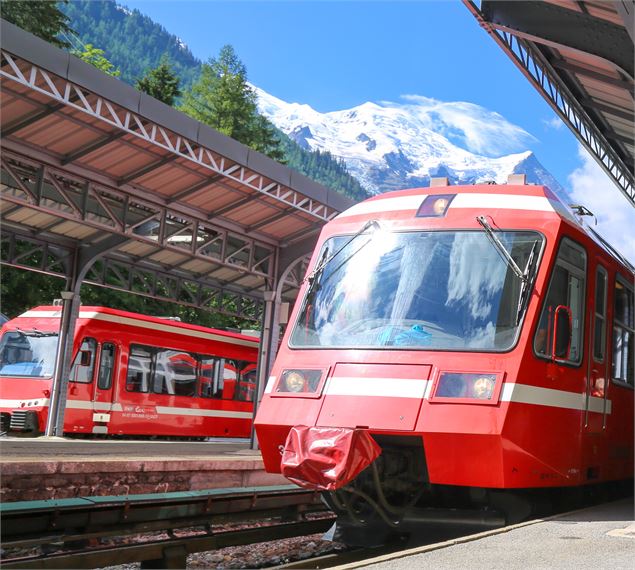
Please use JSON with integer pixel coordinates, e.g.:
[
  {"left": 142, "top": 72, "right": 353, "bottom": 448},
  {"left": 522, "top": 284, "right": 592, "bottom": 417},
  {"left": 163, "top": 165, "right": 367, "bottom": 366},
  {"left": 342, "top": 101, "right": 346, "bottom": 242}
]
[
  {"left": 0, "top": 436, "right": 285, "bottom": 502},
  {"left": 351, "top": 497, "right": 635, "bottom": 570}
]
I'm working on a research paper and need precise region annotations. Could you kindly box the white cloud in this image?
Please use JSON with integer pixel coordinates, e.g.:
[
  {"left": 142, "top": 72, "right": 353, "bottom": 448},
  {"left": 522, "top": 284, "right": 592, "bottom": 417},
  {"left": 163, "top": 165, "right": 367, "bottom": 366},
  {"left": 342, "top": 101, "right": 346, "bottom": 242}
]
[
  {"left": 542, "top": 116, "right": 564, "bottom": 130},
  {"left": 393, "top": 94, "right": 536, "bottom": 156},
  {"left": 567, "top": 146, "right": 635, "bottom": 265}
]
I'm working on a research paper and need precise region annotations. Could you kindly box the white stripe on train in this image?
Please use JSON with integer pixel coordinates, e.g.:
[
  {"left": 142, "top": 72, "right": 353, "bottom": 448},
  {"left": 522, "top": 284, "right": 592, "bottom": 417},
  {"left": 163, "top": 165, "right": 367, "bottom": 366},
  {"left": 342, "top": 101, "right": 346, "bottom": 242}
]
[
  {"left": 336, "top": 193, "right": 555, "bottom": 219},
  {"left": 263, "top": 378, "right": 611, "bottom": 414}
]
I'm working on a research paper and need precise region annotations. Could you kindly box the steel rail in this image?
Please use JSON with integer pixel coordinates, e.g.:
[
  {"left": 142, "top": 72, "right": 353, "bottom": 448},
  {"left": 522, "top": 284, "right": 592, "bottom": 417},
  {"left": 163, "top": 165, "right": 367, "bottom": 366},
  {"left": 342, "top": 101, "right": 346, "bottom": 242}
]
[
  {"left": 0, "top": 485, "right": 333, "bottom": 569},
  {"left": 2, "top": 519, "right": 334, "bottom": 570}
]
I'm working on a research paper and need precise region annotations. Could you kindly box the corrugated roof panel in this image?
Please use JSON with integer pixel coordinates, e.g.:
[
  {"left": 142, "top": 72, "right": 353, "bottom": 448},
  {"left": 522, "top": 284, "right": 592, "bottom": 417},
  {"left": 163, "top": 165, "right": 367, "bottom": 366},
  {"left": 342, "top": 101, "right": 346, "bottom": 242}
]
[
  {"left": 177, "top": 259, "right": 220, "bottom": 274},
  {"left": 51, "top": 220, "right": 101, "bottom": 240},
  {"left": 6, "top": 208, "right": 58, "bottom": 227},
  {"left": 146, "top": 250, "right": 190, "bottom": 264},
  {"left": 116, "top": 241, "right": 159, "bottom": 256}
]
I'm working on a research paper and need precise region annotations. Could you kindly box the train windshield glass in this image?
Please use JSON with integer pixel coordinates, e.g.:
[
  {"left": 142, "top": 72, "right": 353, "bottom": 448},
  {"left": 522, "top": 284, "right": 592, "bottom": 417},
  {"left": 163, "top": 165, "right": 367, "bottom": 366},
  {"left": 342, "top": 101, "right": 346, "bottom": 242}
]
[
  {"left": 291, "top": 230, "right": 542, "bottom": 350},
  {"left": 0, "top": 331, "right": 59, "bottom": 377}
]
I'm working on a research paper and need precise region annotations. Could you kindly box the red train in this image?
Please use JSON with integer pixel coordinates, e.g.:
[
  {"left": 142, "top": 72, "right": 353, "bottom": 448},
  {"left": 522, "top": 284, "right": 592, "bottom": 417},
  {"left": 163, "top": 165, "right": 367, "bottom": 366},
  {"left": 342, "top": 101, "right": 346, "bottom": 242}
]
[
  {"left": 255, "top": 177, "right": 634, "bottom": 541},
  {"left": 0, "top": 306, "right": 259, "bottom": 438}
]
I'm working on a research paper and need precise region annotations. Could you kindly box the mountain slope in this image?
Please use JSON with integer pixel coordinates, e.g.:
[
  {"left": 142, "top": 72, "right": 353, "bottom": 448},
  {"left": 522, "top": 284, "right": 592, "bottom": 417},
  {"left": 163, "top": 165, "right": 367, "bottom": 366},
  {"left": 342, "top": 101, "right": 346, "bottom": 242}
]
[{"left": 256, "top": 87, "right": 564, "bottom": 195}]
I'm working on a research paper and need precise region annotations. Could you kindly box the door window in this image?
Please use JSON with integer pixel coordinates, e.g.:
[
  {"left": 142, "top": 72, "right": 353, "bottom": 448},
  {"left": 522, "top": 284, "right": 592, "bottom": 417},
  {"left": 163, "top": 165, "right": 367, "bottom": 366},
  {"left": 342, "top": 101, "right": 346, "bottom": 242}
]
[
  {"left": 533, "top": 239, "right": 586, "bottom": 364},
  {"left": 70, "top": 338, "right": 97, "bottom": 383},
  {"left": 612, "top": 276, "right": 634, "bottom": 386},
  {"left": 593, "top": 267, "right": 608, "bottom": 362},
  {"left": 97, "top": 343, "right": 116, "bottom": 390}
]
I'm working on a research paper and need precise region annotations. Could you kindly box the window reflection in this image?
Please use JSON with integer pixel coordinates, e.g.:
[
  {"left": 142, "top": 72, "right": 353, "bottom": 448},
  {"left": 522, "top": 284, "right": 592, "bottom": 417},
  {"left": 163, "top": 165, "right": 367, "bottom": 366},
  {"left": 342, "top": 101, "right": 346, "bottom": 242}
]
[{"left": 292, "top": 230, "right": 542, "bottom": 351}]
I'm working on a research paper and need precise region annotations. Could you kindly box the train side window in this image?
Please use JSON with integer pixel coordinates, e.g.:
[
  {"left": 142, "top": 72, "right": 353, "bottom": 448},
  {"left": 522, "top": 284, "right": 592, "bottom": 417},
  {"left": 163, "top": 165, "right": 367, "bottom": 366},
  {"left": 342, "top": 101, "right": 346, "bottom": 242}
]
[
  {"left": 533, "top": 238, "right": 586, "bottom": 364},
  {"left": 199, "top": 356, "right": 222, "bottom": 398},
  {"left": 69, "top": 338, "right": 97, "bottom": 383},
  {"left": 612, "top": 276, "right": 634, "bottom": 387},
  {"left": 593, "top": 267, "right": 608, "bottom": 362},
  {"left": 236, "top": 362, "right": 257, "bottom": 402},
  {"left": 97, "top": 343, "right": 116, "bottom": 390},
  {"left": 126, "top": 345, "right": 152, "bottom": 393},
  {"left": 152, "top": 349, "right": 197, "bottom": 397}
]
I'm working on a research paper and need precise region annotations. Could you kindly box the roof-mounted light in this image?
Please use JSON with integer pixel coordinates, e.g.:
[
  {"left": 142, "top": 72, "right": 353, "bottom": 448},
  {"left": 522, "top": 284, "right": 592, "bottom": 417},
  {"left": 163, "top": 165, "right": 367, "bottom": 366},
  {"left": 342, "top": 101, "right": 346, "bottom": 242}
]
[{"left": 416, "top": 194, "right": 456, "bottom": 217}]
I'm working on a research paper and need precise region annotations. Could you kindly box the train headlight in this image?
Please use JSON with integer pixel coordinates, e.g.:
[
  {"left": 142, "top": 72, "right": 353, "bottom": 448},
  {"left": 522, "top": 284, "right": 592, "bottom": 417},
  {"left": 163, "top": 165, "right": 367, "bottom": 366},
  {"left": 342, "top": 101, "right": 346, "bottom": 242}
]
[
  {"left": 277, "top": 369, "right": 324, "bottom": 394},
  {"left": 471, "top": 376, "right": 495, "bottom": 399},
  {"left": 416, "top": 194, "right": 455, "bottom": 217},
  {"left": 434, "top": 373, "right": 498, "bottom": 401}
]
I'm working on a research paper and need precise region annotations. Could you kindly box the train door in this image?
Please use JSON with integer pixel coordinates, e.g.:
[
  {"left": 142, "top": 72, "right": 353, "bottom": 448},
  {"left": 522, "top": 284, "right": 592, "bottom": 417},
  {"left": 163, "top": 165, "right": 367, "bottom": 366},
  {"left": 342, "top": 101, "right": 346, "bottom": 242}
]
[
  {"left": 66, "top": 337, "right": 98, "bottom": 433},
  {"left": 92, "top": 341, "right": 118, "bottom": 434},
  {"left": 532, "top": 237, "right": 588, "bottom": 479}
]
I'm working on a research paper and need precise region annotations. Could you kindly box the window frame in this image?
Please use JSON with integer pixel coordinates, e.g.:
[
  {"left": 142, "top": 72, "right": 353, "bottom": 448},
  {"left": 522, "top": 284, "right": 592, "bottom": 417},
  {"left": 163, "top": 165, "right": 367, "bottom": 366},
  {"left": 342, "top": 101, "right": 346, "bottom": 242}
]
[
  {"left": 69, "top": 337, "right": 97, "bottom": 384},
  {"left": 532, "top": 237, "right": 587, "bottom": 367},
  {"left": 97, "top": 342, "right": 117, "bottom": 390},
  {"left": 289, "top": 228, "right": 546, "bottom": 353},
  {"left": 611, "top": 273, "right": 634, "bottom": 389},
  {"left": 593, "top": 265, "right": 608, "bottom": 363}
]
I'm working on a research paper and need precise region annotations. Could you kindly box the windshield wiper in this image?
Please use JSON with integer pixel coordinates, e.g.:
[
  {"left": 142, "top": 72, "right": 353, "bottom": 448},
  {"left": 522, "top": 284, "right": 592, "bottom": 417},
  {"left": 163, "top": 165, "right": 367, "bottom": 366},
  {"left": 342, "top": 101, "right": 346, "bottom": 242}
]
[
  {"left": 16, "top": 329, "right": 58, "bottom": 337},
  {"left": 476, "top": 216, "right": 538, "bottom": 324},
  {"left": 476, "top": 216, "right": 525, "bottom": 281},
  {"left": 515, "top": 240, "right": 539, "bottom": 324},
  {"left": 304, "top": 219, "right": 381, "bottom": 294}
]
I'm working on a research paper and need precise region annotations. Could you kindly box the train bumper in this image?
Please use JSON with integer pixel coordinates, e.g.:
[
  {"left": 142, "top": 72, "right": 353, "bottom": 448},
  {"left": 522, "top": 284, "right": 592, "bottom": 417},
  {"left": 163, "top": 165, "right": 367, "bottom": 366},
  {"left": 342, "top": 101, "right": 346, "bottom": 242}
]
[{"left": 281, "top": 425, "right": 382, "bottom": 490}]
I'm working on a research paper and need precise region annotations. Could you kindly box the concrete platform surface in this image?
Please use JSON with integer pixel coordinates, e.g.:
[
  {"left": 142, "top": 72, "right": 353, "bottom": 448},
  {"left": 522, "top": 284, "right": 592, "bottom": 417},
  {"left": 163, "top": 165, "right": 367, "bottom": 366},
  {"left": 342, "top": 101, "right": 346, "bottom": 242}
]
[
  {"left": 0, "top": 436, "right": 285, "bottom": 502},
  {"left": 354, "top": 498, "right": 635, "bottom": 570}
]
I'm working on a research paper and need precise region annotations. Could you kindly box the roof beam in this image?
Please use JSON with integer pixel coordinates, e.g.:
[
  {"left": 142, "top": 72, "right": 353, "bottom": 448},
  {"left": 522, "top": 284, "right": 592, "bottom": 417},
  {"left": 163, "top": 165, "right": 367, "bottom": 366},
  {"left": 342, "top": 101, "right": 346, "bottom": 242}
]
[
  {"left": 210, "top": 194, "right": 258, "bottom": 218},
  {"left": 580, "top": 98, "right": 635, "bottom": 123},
  {"left": 550, "top": 59, "right": 633, "bottom": 91},
  {"left": 3, "top": 101, "right": 66, "bottom": 136},
  {"left": 481, "top": 0, "right": 634, "bottom": 78},
  {"left": 247, "top": 208, "right": 293, "bottom": 232},
  {"left": 169, "top": 174, "right": 224, "bottom": 202},
  {"left": 62, "top": 131, "right": 127, "bottom": 165},
  {"left": 117, "top": 155, "right": 174, "bottom": 186}
]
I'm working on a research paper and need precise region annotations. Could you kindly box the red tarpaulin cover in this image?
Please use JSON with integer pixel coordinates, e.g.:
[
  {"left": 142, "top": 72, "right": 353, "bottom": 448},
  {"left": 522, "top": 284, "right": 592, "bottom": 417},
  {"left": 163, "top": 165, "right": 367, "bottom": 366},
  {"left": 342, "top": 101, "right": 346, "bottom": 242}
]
[{"left": 281, "top": 425, "right": 382, "bottom": 491}]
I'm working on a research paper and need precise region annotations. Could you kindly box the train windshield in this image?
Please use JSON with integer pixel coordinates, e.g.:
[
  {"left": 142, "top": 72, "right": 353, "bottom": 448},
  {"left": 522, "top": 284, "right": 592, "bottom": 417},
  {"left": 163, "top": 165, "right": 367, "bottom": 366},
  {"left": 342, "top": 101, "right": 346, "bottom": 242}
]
[
  {"left": 0, "top": 331, "right": 59, "bottom": 377},
  {"left": 291, "top": 230, "right": 542, "bottom": 351}
]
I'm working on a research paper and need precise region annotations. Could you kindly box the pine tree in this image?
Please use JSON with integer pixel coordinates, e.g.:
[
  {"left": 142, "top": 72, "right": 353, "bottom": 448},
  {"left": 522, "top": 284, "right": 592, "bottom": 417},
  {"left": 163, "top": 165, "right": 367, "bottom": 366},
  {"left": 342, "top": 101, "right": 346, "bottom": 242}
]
[
  {"left": 0, "top": 0, "right": 74, "bottom": 48},
  {"left": 71, "top": 43, "right": 121, "bottom": 77},
  {"left": 136, "top": 56, "right": 182, "bottom": 106},
  {"left": 180, "top": 45, "right": 285, "bottom": 161}
]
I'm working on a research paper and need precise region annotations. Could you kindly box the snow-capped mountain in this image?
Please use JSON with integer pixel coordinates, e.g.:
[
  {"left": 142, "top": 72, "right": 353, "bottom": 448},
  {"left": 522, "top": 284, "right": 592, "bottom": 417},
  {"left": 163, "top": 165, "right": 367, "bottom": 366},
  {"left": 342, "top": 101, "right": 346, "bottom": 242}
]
[{"left": 255, "top": 87, "right": 563, "bottom": 196}]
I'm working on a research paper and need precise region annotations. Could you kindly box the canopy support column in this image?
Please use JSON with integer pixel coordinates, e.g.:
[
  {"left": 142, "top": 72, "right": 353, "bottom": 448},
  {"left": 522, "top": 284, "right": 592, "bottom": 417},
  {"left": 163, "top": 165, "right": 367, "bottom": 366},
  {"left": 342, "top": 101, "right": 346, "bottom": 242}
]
[
  {"left": 250, "top": 290, "right": 276, "bottom": 449},
  {"left": 44, "top": 236, "right": 129, "bottom": 436}
]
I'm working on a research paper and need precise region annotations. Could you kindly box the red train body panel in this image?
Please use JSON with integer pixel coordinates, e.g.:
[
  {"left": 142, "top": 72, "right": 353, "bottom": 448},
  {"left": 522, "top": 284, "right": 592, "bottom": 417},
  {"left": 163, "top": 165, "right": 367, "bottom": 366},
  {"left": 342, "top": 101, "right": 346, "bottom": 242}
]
[
  {"left": 255, "top": 181, "right": 634, "bottom": 515},
  {"left": 0, "top": 306, "right": 259, "bottom": 438}
]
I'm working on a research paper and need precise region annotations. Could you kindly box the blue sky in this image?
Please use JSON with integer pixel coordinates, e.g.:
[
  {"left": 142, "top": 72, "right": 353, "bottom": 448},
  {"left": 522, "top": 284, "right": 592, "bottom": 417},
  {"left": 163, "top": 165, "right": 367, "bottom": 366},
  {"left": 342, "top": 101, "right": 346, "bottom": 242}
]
[{"left": 123, "top": 0, "right": 634, "bottom": 259}]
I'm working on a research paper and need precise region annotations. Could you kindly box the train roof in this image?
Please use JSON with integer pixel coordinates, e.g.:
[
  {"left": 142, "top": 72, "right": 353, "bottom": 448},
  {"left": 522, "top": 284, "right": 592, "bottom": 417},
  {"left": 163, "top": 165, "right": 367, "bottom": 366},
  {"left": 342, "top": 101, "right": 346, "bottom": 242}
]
[
  {"left": 334, "top": 177, "right": 634, "bottom": 275},
  {"left": 6, "top": 306, "right": 260, "bottom": 348}
]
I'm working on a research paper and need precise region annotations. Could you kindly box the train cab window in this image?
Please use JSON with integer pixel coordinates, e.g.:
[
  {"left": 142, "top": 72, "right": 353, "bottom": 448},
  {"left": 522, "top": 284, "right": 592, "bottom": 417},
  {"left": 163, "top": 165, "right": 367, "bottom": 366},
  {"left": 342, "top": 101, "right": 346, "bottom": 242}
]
[
  {"left": 126, "top": 345, "right": 152, "bottom": 393},
  {"left": 69, "top": 338, "right": 97, "bottom": 383},
  {"left": 612, "top": 277, "right": 634, "bottom": 387},
  {"left": 593, "top": 267, "right": 608, "bottom": 362},
  {"left": 533, "top": 239, "right": 586, "bottom": 364},
  {"left": 97, "top": 343, "right": 116, "bottom": 390},
  {"left": 152, "top": 349, "right": 197, "bottom": 397}
]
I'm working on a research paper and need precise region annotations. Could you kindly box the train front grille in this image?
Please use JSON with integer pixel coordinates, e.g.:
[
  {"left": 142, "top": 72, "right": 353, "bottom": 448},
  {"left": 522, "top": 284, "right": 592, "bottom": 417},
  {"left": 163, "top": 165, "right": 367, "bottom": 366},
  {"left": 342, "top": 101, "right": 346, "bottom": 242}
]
[{"left": 9, "top": 410, "right": 38, "bottom": 432}]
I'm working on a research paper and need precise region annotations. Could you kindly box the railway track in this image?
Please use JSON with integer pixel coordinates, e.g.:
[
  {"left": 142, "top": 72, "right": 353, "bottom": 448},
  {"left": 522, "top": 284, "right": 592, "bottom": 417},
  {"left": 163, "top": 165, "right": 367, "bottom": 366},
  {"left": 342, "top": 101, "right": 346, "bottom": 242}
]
[{"left": 0, "top": 484, "right": 335, "bottom": 569}]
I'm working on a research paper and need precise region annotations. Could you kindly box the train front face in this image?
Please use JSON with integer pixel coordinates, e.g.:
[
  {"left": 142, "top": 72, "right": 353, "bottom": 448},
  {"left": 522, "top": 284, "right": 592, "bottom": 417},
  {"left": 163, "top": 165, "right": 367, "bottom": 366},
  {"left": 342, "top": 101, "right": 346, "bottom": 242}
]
[
  {"left": 0, "top": 315, "right": 59, "bottom": 434},
  {"left": 256, "top": 185, "right": 554, "bottom": 527}
]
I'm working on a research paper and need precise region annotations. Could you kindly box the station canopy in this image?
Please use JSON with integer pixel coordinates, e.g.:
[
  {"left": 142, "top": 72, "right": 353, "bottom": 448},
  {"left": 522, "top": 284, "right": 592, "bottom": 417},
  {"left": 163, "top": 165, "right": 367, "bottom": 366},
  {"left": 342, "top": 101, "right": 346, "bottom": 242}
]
[
  {"left": 466, "top": 0, "right": 634, "bottom": 208},
  {"left": 0, "top": 20, "right": 353, "bottom": 322}
]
